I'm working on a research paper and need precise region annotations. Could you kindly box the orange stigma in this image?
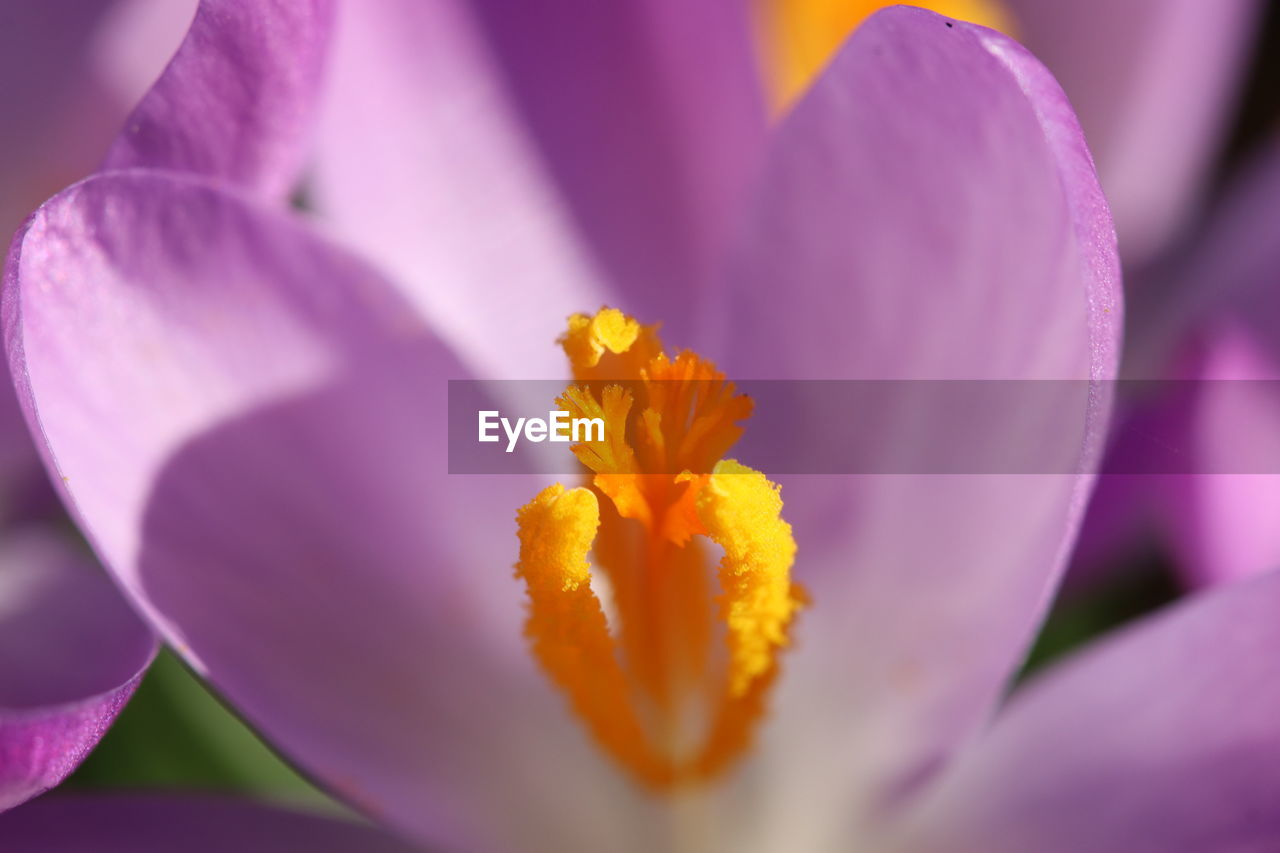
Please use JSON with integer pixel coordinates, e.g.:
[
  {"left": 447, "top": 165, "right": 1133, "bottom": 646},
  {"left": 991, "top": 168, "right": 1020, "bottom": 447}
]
[{"left": 514, "top": 308, "right": 806, "bottom": 788}]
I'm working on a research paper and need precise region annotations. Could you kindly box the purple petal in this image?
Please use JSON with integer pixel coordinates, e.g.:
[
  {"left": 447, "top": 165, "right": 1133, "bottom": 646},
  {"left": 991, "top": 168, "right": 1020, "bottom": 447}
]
[
  {"left": 1003, "top": 0, "right": 1260, "bottom": 266},
  {"left": 7, "top": 173, "right": 662, "bottom": 850},
  {"left": 0, "top": 381, "right": 46, "bottom": 521},
  {"left": 1163, "top": 327, "right": 1280, "bottom": 585},
  {"left": 312, "top": 0, "right": 753, "bottom": 376},
  {"left": 0, "top": 0, "right": 195, "bottom": 239},
  {"left": 463, "top": 0, "right": 767, "bottom": 341},
  {"left": 0, "top": 794, "right": 420, "bottom": 852},
  {"left": 1106, "top": 140, "right": 1280, "bottom": 586},
  {"left": 0, "top": 531, "right": 155, "bottom": 811},
  {"left": 1066, "top": 402, "right": 1187, "bottom": 589},
  {"left": 79, "top": 0, "right": 201, "bottom": 107},
  {"left": 1152, "top": 138, "right": 1280, "bottom": 368},
  {"left": 896, "top": 570, "right": 1280, "bottom": 852},
  {"left": 0, "top": 1, "right": 194, "bottom": 504},
  {"left": 0, "top": 0, "right": 113, "bottom": 238},
  {"left": 705, "top": 8, "right": 1119, "bottom": 843},
  {"left": 103, "top": 0, "right": 333, "bottom": 199}
]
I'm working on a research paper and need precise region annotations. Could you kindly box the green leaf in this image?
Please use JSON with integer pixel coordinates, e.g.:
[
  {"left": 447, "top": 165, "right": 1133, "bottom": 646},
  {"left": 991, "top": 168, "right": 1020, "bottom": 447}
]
[{"left": 67, "top": 648, "right": 342, "bottom": 813}]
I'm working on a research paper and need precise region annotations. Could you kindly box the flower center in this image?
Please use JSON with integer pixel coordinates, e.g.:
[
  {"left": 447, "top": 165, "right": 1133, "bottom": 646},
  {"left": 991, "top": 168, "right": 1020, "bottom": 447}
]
[
  {"left": 514, "top": 308, "right": 806, "bottom": 789},
  {"left": 755, "top": 0, "right": 1015, "bottom": 110}
]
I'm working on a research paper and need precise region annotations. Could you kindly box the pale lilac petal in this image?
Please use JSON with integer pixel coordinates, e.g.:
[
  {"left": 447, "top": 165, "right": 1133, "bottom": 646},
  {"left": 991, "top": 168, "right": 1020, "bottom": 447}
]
[
  {"left": 463, "top": 0, "right": 767, "bottom": 341},
  {"left": 704, "top": 10, "right": 1119, "bottom": 846},
  {"left": 0, "top": 795, "right": 420, "bottom": 852},
  {"left": 104, "top": 0, "right": 333, "bottom": 199},
  {"left": 312, "top": 1, "right": 603, "bottom": 379},
  {"left": 894, "top": 570, "right": 1280, "bottom": 853},
  {"left": 1003, "top": 0, "right": 1260, "bottom": 266},
  {"left": 313, "top": 0, "right": 756, "bottom": 377},
  {"left": 0, "top": 531, "right": 155, "bottom": 811},
  {"left": 7, "top": 173, "right": 662, "bottom": 851}
]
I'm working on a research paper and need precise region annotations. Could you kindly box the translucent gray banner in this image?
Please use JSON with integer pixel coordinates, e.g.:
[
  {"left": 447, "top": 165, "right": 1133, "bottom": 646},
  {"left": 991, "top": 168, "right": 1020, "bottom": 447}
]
[{"left": 447, "top": 380, "right": 1276, "bottom": 474}]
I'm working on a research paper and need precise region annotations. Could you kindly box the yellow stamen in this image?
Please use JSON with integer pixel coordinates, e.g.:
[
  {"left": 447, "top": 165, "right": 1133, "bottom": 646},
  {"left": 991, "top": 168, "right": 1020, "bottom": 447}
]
[
  {"left": 514, "top": 308, "right": 806, "bottom": 789},
  {"left": 755, "top": 0, "right": 1015, "bottom": 111},
  {"left": 514, "top": 484, "right": 674, "bottom": 786},
  {"left": 697, "top": 460, "right": 802, "bottom": 698},
  {"left": 561, "top": 308, "right": 663, "bottom": 381}
]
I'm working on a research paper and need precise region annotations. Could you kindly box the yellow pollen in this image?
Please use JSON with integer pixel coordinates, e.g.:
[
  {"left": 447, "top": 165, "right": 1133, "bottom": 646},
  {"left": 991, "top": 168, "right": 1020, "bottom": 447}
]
[
  {"left": 515, "top": 484, "right": 675, "bottom": 786},
  {"left": 697, "top": 460, "right": 802, "bottom": 698},
  {"left": 562, "top": 308, "right": 643, "bottom": 372},
  {"left": 755, "top": 0, "right": 1016, "bottom": 111},
  {"left": 514, "top": 308, "right": 805, "bottom": 789}
]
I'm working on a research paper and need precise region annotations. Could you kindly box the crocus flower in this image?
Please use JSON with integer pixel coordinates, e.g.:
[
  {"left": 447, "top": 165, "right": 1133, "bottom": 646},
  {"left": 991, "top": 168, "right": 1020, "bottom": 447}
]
[
  {"left": 0, "top": 0, "right": 196, "bottom": 812},
  {"left": 9, "top": 2, "right": 1280, "bottom": 851}
]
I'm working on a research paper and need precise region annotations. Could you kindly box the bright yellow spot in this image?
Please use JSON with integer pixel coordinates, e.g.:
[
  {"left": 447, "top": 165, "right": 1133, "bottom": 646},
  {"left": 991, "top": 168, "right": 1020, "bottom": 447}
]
[
  {"left": 514, "top": 308, "right": 805, "bottom": 788},
  {"left": 561, "top": 308, "right": 638, "bottom": 369},
  {"left": 698, "top": 460, "right": 802, "bottom": 697},
  {"left": 515, "top": 484, "right": 675, "bottom": 786},
  {"left": 756, "top": 0, "right": 1015, "bottom": 110}
]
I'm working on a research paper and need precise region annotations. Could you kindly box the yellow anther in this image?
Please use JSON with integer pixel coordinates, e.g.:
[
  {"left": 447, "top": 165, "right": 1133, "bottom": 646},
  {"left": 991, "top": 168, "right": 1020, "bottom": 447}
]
[
  {"left": 561, "top": 307, "right": 664, "bottom": 381},
  {"left": 516, "top": 484, "right": 598, "bottom": 594},
  {"left": 756, "top": 0, "right": 1015, "bottom": 111},
  {"left": 514, "top": 484, "right": 673, "bottom": 786},
  {"left": 561, "top": 308, "right": 641, "bottom": 370},
  {"left": 697, "top": 460, "right": 803, "bottom": 697},
  {"left": 515, "top": 309, "right": 804, "bottom": 789}
]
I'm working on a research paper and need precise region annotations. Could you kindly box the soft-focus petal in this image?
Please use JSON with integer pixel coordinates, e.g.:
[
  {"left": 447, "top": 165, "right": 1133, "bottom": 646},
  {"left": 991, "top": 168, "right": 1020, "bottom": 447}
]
[
  {"left": 894, "top": 569, "right": 1280, "bottom": 853},
  {"left": 1139, "top": 138, "right": 1280, "bottom": 373},
  {"left": 705, "top": 9, "right": 1119, "bottom": 847},
  {"left": 1066, "top": 394, "right": 1190, "bottom": 588},
  {"left": 0, "top": 795, "right": 420, "bottom": 852},
  {"left": 6, "top": 173, "right": 666, "bottom": 851},
  {"left": 1160, "top": 326, "right": 1280, "bottom": 585},
  {"left": 313, "top": 0, "right": 757, "bottom": 377},
  {"left": 0, "top": 0, "right": 194, "bottom": 507},
  {"left": 82, "top": 0, "right": 201, "bottom": 111},
  {"left": 103, "top": 0, "right": 333, "bottom": 199},
  {"left": 0, "top": 531, "right": 155, "bottom": 811},
  {"left": 0, "top": 0, "right": 195, "bottom": 236},
  {"left": 0, "top": 381, "right": 44, "bottom": 520},
  {"left": 1098, "top": 139, "right": 1280, "bottom": 586},
  {"left": 0, "top": 0, "right": 116, "bottom": 237},
  {"left": 1003, "top": 0, "right": 1259, "bottom": 267}
]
